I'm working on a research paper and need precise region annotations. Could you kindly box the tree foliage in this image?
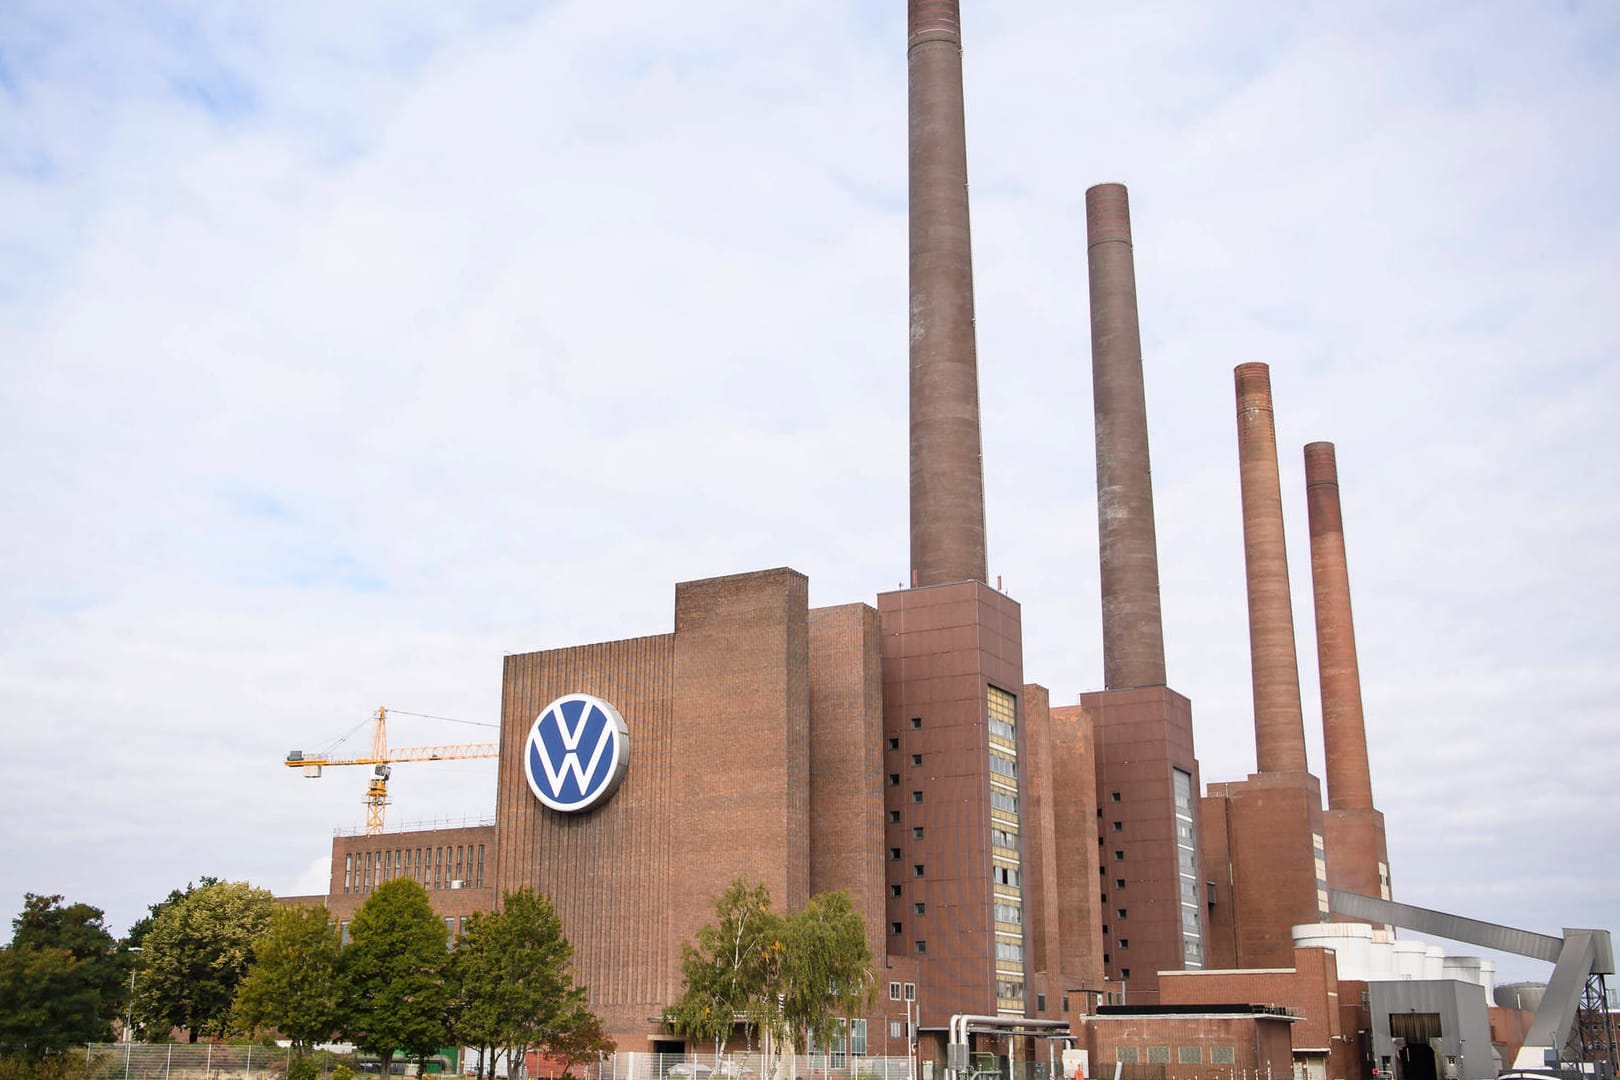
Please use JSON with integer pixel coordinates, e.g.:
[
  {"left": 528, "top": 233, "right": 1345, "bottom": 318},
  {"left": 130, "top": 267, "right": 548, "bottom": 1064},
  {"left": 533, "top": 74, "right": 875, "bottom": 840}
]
[
  {"left": 0, "top": 944, "right": 103, "bottom": 1058},
  {"left": 341, "top": 879, "right": 450, "bottom": 1068},
  {"left": 450, "top": 888, "right": 609, "bottom": 1080},
  {"left": 232, "top": 904, "right": 344, "bottom": 1052},
  {"left": 666, "top": 880, "right": 778, "bottom": 1058},
  {"left": 0, "top": 893, "right": 127, "bottom": 1054},
  {"left": 773, "top": 891, "right": 874, "bottom": 1055},
  {"left": 670, "top": 881, "right": 874, "bottom": 1071},
  {"left": 131, "top": 880, "right": 274, "bottom": 1042}
]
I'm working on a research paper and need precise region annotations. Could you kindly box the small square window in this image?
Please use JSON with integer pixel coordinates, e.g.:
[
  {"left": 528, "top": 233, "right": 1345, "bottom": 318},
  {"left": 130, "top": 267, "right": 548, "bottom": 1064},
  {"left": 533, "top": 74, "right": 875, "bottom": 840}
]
[
  {"left": 914, "top": 902, "right": 926, "bottom": 915},
  {"left": 1103, "top": 953, "right": 1110, "bottom": 964},
  {"left": 913, "top": 826, "right": 924, "bottom": 839},
  {"left": 888, "top": 737, "right": 900, "bottom": 750},
  {"left": 889, "top": 810, "right": 901, "bottom": 823},
  {"left": 890, "top": 982, "right": 902, "bottom": 1001},
  {"left": 889, "top": 773, "right": 900, "bottom": 786},
  {"left": 890, "top": 848, "right": 901, "bottom": 860},
  {"left": 1114, "top": 850, "right": 1125, "bottom": 861},
  {"left": 1121, "top": 967, "right": 1131, "bottom": 980},
  {"left": 1111, "top": 792, "right": 1121, "bottom": 802},
  {"left": 890, "top": 884, "right": 902, "bottom": 897},
  {"left": 915, "top": 940, "right": 927, "bottom": 954},
  {"left": 891, "top": 922, "right": 902, "bottom": 934},
  {"left": 1037, "top": 993, "right": 1046, "bottom": 1012},
  {"left": 904, "top": 983, "right": 916, "bottom": 1001},
  {"left": 1119, "top": 938, "right": 1129, "bottom": 948},
  {"left": 911, "top": 717, "right": 922, "bottom": 729},
  {"left": 1102, "top": 924, "right": 1109, "bottom": 935},
  {"left": 912, "top": 790, "right": 923, "bottom": 803},
  {"left": 891, "top": 1020, "right": 904, "bottom": 1039},
  {"left": 1116, "top": 879, "right": 1126, "bottom": 889},
  {"left": 913, "top": 864, "right": 925, "bottom": 877},
  {"left": 911, "top": 753, "right": 922, "bottom": 766},
  {"left": 1112, "top": 821, "right": 1123, "bottom": 832},
  {"left": 1118, "top": 908, "right": 1127, "bottom": 919}
]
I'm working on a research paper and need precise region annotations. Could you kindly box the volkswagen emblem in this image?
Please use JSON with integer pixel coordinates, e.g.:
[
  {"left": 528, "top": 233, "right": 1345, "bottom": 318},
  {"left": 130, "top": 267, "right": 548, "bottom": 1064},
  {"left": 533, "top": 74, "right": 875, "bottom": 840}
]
[{"left": 524, "top": 693, "right": 630, "bottom": 813}]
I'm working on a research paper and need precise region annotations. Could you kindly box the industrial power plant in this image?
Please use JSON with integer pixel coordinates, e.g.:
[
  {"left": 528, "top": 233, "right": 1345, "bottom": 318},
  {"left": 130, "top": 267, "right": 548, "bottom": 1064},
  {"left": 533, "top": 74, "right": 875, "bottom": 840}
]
[{"left": 282, "top": 4, "right": 1616, "bottom": 1080}]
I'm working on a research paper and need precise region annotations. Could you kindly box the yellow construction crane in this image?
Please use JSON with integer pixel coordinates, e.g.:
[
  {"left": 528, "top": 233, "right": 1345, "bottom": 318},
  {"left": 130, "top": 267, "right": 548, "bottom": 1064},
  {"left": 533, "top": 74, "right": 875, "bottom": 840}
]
[{"left": 285, "top": 706, "right": 499, "bottom": 835}]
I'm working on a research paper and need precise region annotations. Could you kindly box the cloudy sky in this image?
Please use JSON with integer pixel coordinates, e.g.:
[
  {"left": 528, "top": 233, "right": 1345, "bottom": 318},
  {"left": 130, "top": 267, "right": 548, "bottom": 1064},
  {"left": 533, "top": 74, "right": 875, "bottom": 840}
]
[{"left": 3, "top": 1, "right": 1616, "bottom": 987}]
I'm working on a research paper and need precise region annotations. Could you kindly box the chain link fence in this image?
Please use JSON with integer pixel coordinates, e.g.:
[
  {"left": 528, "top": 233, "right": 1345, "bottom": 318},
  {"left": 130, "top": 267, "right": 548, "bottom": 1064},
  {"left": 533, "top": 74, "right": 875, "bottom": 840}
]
[{"left": 81, "top": 1045, "right": 295, "bottom": 1080}]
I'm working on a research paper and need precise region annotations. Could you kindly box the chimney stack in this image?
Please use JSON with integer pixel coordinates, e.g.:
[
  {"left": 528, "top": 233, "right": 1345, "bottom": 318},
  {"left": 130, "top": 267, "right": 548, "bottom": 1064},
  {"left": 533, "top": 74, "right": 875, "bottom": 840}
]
[
  {"left": 1305, "top": 442, "right": 1374, "bottom": 811},
  {"left": 908, "top": 0, "right": 988, "bottom": 587},
  {"left": 1087, "top": 183, "right": 1167, "bottom": 689},
  {"left": 1234, "top": 363, "right": 1309, "bottom": 773}
]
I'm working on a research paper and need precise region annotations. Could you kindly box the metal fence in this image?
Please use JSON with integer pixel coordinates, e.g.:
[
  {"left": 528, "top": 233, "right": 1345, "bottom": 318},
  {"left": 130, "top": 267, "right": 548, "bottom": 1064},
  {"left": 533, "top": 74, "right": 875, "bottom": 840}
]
[
  {"left": 573, "top": 1054, "right": 918, "bottom": 1080},
  {"left": 82, "top": 1044, "right": 295, "bottom": 1080}
]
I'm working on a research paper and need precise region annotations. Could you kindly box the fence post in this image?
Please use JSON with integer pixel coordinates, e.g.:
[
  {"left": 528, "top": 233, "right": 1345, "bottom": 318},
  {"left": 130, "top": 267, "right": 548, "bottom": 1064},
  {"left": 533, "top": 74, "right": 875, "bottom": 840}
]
[
  {"left": 208, "top": 1044, "right": 214, "bottom": 1076},
  {"left": 166, "top": 1043, "right": 174, "bottom": 1080}
]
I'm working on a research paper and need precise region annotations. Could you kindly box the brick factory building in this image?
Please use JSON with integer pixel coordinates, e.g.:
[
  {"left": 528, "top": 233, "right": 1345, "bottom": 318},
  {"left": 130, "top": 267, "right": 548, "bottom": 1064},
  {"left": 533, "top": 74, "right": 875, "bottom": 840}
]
[{"left": 288, "top": 3, "right": 1416, "bottom": 1077}]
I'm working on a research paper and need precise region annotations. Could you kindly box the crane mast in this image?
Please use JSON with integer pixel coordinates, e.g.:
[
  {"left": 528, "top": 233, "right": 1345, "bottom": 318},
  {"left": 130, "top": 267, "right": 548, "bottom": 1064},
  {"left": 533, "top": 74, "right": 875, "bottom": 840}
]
[{"left": 285, "top": 706, "right": 499, "bottom": 835}]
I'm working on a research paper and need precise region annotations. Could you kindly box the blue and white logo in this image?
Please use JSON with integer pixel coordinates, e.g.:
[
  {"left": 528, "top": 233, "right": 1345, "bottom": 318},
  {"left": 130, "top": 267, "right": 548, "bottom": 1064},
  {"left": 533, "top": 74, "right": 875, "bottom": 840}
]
[{"left": 524, "top": 694, "right": 630, "bottom": 813}]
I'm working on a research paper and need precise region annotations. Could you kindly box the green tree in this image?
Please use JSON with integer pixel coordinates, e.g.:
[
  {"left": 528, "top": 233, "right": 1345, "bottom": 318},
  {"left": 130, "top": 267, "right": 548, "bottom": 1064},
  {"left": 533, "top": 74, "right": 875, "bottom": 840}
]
[
  {"left": 232, "top": 904, "right": 344, "bottom": 1052},
  {"left": 0, "top": 944, "right": 103, "bottom": 1058},
  {"left": 341, "top": 879, "right": 450, "bottom": 1070},
  {"left": 132, "top": 880, "right": 275, "bottom": 1042},
  {"left": 125, "top": 877, "right": 221, "bottom": 950},
  {"left": 2, "top": 893, "right": 128, "bottom": 1050},
  {"left": 450, "top": 888, "right": 605, "bottom": 1079},
  {"left": 548, "top": 1006, "right": 616, "bottom": 1077},
  {"left": 666, "top": 879, "right": 779, "bottom": 1059},
  {"left": 774, "top": 892, "right": 874, "bottom": 1058}
]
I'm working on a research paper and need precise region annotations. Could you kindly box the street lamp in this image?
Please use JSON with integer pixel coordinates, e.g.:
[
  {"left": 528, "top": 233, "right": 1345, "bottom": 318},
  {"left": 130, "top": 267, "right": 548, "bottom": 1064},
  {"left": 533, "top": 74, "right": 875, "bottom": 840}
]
[
  {"left": 124, "top": 946, "right": 143, "bottom": 1080},
  {"left": 125, "top": 947, "right": 143, "bottom": 1043}
]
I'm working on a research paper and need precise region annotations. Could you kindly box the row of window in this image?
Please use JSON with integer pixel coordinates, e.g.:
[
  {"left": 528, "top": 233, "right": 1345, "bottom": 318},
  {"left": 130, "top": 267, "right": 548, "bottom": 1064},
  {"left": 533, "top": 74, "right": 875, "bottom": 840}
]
[
  {"left": 344, "top": 843, "right": 485, "bottom": 894},
  {"left": 1114, "top": 1047, "right": 1236, "bottom": 1066}
]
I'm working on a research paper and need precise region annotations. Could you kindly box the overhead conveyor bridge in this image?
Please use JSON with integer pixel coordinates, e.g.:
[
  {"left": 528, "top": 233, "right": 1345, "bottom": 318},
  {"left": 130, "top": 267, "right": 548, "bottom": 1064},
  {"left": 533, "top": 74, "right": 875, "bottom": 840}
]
[{"left": 1329, "top": 890, "right": 1616, "bottom": 1074}]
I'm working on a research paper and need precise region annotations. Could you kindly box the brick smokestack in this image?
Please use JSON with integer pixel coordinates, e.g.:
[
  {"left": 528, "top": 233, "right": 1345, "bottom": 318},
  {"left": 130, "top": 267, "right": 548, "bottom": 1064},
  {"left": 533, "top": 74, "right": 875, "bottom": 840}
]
[
  {"left": 1304, "top": 442, "right": 1374, "bottom": 811},
  {"left": 1087, "top": 183, "right": 1167, "bottom": 689},
  {"left": 908, "top": 0, "right": 987, "bottom": 587},
  {"left": 1234, "top": 363, "right": 1308, "bottom": 773}
]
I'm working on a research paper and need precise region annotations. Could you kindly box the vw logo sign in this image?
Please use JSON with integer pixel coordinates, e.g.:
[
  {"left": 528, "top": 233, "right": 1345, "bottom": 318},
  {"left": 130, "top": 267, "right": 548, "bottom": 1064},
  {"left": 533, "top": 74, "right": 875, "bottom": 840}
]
[{"left": 525, "top": 694, "right": 630, "bottom": 813}]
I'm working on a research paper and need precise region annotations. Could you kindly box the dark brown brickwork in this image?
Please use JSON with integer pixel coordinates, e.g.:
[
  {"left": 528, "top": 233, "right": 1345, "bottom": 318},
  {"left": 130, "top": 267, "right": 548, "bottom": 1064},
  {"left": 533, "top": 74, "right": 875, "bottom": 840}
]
[
  {"left": 1085, "top": 686, "right": 1201, "bottom": 1004},
  {"left": 908, "top": 0, "right": 987, "bottom": 587},
  {"left": 1078, "top": 1010, "right": 1297, "bottom": 1080},
  {"left": 1049, "top": 704, "right": 1106, "bottom": 995},
  {"left": 494, "top": 567, "right": 812, "bottom": 1044},
  {"left": 1304, "top": 441, "right": 1392, "bottom": 911},
  {"left": 878, "top": 581, "right": 1023, "bottom": 1028},
  {"left": 1197, "top": 792, "right": 1237, "bottom": 970},
  {"left": 1160, "top": 948, "right": 1356, "bottom": 1080},
  {"left": 1018, "top": 683, "right": 1068, "bottom": 1017},
  {"left": 1087, "top": 182, "right": 1167, "bottom": 691},
  {"left": 1234, "top": 363, "right": 1309, "bottom": 774},
  {"left": 1202, "top": 772, "right": 1327, "bottom": 971},
  {"left": 809, "top": 603, "right": 887, "bottom": 967}
]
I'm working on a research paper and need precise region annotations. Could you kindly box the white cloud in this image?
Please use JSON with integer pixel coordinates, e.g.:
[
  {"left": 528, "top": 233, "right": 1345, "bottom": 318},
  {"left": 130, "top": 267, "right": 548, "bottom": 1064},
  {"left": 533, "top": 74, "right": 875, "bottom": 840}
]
[{"left": 2, "top": 0, "right": 1616, "bottom": 974}]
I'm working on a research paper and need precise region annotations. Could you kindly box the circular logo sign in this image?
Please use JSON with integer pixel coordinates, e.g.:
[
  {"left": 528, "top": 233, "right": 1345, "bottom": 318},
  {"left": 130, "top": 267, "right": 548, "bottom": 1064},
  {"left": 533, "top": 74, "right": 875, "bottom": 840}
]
[{"left": 524, "top": 693, "right": 630, "bottom": 813}]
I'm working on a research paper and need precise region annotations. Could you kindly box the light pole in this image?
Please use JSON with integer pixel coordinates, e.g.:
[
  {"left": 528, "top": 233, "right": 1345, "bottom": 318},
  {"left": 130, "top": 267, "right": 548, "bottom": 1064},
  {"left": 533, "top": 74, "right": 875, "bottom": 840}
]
[{"left": 124, "top": 946, "right": 142, "bottom": 1080}]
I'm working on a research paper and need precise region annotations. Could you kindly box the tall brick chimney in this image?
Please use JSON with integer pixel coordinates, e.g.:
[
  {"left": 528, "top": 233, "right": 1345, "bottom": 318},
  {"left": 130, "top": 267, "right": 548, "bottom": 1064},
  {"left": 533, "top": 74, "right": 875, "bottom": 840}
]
[
  {"left": 1304, "top": 442, "right": 1373, "bottom": 811},
  {"left": 1233, "top": 363, "right": 1308, "bottom": 773},
  {"left": 1087, "top": 183, "right": 1167, "bottom": 689},
  {"left": 908, "top": 0, "right": 988, "bottom": 587},
  {"left": 1305, "top": 441, "right": 1392, "bottom": 909}
]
